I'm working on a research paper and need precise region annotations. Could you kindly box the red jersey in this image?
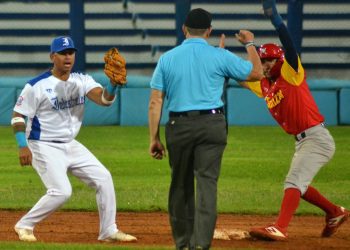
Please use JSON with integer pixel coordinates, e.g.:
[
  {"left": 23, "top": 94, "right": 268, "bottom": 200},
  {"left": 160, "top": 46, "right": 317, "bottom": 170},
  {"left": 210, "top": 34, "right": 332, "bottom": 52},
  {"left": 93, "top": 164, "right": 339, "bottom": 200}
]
[{"left": 245, "top": 57, "right": 324, "bottom": 135}]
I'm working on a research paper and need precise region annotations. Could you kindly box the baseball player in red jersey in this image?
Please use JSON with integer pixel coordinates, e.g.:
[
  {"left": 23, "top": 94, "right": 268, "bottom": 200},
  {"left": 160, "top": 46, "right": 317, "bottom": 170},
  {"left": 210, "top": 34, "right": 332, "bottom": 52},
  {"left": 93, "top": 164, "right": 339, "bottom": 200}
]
[{"left": 239, "top": 0, "right": 349, "bottom": 241}]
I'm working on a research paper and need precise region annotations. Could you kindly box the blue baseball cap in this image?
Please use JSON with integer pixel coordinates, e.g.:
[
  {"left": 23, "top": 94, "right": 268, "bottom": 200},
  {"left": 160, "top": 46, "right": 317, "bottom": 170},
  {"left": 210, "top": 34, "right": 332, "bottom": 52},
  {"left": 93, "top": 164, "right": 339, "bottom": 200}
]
[{"left": 50, "top": 36, "right": 77, "bottom": 53}]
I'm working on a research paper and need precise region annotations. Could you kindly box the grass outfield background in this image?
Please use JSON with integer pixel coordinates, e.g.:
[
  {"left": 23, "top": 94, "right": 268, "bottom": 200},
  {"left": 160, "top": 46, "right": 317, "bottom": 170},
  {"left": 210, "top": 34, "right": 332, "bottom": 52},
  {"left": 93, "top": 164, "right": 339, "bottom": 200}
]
[
  {"left": 1, "top": 125, "right": 349, "bottom": 213},
  {"left": 0, "top": 125, "right": 349, "bottom": 249}
]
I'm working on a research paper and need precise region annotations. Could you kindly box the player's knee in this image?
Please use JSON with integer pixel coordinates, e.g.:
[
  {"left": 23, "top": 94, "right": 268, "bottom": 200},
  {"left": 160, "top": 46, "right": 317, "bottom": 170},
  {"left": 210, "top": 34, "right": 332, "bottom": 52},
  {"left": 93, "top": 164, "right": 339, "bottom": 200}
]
[
  {"left": 99, "top": 172, "right": 114, "bottom": 189},
  {"left": 47, "top": 187, "right": 72, "bottom": 201},
  {"left": 284, "top": 182, "right": 306, "bottom": 195},
  {"left": 99, "top": 168, "right": 113, "bottom": 182},
  {"left": 88, "top": 170, "right": 114, "bottom": 191}
]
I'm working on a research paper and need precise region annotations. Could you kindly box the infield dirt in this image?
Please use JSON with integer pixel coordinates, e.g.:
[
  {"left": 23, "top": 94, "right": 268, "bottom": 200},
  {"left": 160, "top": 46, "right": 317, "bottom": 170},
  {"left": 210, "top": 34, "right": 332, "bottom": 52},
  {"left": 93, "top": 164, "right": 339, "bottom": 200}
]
[{"left": 1, "top": 211, "right": 349, "bottom": 249}]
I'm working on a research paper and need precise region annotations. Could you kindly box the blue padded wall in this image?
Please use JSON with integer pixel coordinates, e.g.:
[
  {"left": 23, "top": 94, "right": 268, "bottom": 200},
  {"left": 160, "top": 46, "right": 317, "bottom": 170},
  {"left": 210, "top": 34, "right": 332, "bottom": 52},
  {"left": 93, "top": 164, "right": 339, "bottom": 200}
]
[
  {"left": 0, "top": 88, "right": 16, "bottom": 125},
  {"left": 83, "top": 95, "right": 120, "bottom": 125},
  {"left": 339, "top": 88, "right": 350, "bottom": 124},
  {"left": 312, "top": 90, "right": 338, "bottom": 126},
  {"left": 1, "top": 75, "right": 348, "bottom": 126},
  {"left": 226, "top": 88, "right": 276, "bottom": 125},
  {"left": 120, "top": 88, "right": 169, "bottom": 126}
]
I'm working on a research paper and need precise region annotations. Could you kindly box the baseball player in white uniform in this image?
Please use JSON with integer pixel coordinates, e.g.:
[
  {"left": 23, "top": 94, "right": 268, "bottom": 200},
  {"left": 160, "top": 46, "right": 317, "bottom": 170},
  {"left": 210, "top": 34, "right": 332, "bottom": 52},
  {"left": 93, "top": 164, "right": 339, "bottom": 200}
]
[{"left": 11, "top": 36, "right": 136, "bottom": 242}]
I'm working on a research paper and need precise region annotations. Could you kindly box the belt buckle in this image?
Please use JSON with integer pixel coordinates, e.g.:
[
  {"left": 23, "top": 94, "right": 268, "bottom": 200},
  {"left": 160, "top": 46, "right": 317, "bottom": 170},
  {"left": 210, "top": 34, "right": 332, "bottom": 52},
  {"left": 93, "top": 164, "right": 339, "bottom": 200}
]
[{"left": 295, "top": 132, "right": 306, "bottom": 141}]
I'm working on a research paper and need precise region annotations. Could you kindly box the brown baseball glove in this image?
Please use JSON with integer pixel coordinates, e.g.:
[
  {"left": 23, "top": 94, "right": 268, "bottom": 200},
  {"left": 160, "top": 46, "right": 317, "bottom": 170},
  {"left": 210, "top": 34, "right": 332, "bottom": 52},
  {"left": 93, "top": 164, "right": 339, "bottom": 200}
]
[{"left": 104, "top": 47, "right": 127, "bottom": 85}]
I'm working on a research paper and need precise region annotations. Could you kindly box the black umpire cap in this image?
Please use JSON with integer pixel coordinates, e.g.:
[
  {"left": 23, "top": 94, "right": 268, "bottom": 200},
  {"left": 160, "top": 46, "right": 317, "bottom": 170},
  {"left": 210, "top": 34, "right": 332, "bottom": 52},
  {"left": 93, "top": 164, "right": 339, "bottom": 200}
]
[{"left": 185, "top": 8, "right": 212, "bottom": 29}]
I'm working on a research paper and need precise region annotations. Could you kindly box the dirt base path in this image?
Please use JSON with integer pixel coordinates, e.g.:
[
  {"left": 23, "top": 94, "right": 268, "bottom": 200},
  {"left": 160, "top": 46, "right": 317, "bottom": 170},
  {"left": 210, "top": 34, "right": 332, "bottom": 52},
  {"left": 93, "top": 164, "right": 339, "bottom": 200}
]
[{"left": 1, "top": 211, "right": 349, "bottom": 249}]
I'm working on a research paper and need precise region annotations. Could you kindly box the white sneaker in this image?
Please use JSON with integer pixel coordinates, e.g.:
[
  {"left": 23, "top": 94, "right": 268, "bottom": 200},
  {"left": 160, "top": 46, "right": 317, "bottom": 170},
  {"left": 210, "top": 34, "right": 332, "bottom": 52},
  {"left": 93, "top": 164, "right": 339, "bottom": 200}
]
[
  {"left": 14, "top": 227, "right": 37, "bottom": 242},
  {"left": 102, "top": 230, "right": 137, "bottom": 242}
]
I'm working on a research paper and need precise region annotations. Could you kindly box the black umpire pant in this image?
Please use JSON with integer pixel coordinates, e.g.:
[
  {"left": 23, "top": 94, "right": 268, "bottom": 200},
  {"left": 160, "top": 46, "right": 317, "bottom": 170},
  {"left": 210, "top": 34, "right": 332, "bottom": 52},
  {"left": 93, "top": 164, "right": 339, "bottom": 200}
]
[{"left": 165, "top": 111, "right": 227, "bottom": 249}]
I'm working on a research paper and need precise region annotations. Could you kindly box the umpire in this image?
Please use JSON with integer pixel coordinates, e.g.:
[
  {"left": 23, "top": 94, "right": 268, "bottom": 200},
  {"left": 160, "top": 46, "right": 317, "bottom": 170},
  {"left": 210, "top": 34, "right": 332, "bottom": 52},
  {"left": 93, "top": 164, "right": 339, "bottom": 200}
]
[{"left": 148, "top": 8, "right": 263, "bottom": 250}]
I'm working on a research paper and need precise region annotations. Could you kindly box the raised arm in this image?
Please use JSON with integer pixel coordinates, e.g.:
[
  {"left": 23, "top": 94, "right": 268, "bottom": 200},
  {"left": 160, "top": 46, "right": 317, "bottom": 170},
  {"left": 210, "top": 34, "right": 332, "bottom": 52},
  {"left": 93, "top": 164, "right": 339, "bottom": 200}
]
[
  {"left": 263, "top": 0, "right": 298, "bottom": 71},
  {"left": 235, "top": 30, "right": 264, "bottom": 81}
]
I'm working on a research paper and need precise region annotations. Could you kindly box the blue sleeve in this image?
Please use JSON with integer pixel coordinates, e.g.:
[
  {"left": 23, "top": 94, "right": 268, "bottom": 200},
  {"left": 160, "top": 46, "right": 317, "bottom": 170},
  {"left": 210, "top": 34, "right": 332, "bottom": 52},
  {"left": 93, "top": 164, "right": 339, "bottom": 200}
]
[
  {"left": 150, "top": 57, "right": 165, "bottom": 91},
  {"left": 276, "top": 23, "right": 298, "bottom": 71},
  {"left": 263, "top": 0, "right": 298, "bottom": 71},
  {"left": 222, "top": 50, "right": 253, "bottom": 81}
]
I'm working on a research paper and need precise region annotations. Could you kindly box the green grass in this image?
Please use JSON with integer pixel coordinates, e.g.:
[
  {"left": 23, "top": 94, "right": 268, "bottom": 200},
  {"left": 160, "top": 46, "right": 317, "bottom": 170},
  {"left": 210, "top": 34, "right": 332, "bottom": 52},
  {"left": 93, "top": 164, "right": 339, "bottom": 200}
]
[
  {"left": 1, "top": 126, "right": 350, "bottom": 214},
  {"left": 0, "top": 242, "right": 256, "bottom": 250},
  {"left": 0, "top": 242, "right": 173, "bottom": 250},
  {"left": 1, "top": 126, "right": 349, "bottom": 250}
]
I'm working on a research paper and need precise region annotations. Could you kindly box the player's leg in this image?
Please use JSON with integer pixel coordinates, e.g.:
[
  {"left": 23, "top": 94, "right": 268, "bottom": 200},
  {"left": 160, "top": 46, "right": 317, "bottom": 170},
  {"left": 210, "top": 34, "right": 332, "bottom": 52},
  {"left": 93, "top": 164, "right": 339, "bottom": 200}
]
[
  {"left": 271, "top": 126, "right": 336, "bottom": 237},
  {"left": 165, "top": 118, "right": 196, "bottom": 249},
  {"left": 67, "top": 140, "right": 135, "bottom": 241},
  {"left": 249, "top": 150, "right": 303, "bottom": 241},
  {"left": 192, "top": 114, "right": 227, "bottom": 249},
  {"left": 15, "top": 141, "right": 71, "bottom": 241},
  {"left": 250, "top": 126, "right": 335, "bottom": 241},
  {"left": 299, "top": 128, "right": 348, "bottom": 236}
]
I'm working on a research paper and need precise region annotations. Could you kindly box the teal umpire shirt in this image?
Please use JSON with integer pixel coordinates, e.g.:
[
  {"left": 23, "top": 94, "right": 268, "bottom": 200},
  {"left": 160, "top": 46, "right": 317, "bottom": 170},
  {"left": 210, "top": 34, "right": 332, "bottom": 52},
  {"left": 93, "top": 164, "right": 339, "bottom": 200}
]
[{"left": 150, "top": 38, "right": 253, "bottom": 112}]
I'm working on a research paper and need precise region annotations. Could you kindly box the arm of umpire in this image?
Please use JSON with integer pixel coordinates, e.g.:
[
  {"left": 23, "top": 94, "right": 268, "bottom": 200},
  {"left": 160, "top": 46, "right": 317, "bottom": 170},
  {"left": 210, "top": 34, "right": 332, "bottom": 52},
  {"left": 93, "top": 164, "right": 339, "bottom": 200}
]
[
  {"left": 148, "top": 89, "right": 166, "bottom": 160},
  {"left": 235, "top": 30, "right": 264, "bottom": 81},
  {"left": 220, "top": 30, "right": 263, "bottom": 81}
]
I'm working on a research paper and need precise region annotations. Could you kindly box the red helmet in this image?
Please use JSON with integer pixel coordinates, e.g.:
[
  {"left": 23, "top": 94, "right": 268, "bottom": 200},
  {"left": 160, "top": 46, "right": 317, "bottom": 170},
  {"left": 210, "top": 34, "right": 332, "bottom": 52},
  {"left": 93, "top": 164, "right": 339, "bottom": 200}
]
[{"left": 257, "top": 43, "right": 285, "bottom": 79}]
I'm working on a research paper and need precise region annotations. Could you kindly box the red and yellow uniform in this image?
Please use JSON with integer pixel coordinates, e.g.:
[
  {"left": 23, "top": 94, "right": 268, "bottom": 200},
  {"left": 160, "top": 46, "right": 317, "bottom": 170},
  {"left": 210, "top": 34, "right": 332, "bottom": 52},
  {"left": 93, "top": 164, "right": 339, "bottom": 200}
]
[
  {"left": 245, "top": 57, "right": 324, "bottom": 135},
  {"left": 248, "top": 0, "right": 346, "bottom": 243}
]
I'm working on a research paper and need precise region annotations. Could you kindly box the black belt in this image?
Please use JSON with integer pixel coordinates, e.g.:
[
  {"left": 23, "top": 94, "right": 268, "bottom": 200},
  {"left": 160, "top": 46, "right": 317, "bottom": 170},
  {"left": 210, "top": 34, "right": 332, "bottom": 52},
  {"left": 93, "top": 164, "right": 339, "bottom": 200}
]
[
  {"left": 169, "top": 107, "right": 224, "bottom": 117},
  {"left": 295, "top": 132, "right": 306, "bottom": 141},
  {"left": 294, "top": 123, "right": 325, "bottom": 141}
]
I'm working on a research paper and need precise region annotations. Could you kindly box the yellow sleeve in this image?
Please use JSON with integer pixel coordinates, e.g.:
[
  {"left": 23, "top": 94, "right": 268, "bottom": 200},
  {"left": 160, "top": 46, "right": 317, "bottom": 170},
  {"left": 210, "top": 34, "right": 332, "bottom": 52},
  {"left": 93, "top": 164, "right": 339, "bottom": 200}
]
[
  {"left": 280, "top": 57, "right": 305, "bottom": 86},
  {"left": 242, "top": 81, "right": 263, "bottom": 98}
]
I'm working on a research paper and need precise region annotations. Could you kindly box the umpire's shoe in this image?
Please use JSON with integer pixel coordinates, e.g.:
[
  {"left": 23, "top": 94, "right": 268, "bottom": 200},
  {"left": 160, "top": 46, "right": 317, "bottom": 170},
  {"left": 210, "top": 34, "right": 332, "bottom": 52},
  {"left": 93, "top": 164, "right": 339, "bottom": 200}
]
[
  {"left": 322, "top": 206, "right": 349, "bottom": 237},
  {"left": 102, "top": 230, "right": 137, "bottom": 242},
  {"left": 14, "top": 227, "right": 37, "bottom": 242}
]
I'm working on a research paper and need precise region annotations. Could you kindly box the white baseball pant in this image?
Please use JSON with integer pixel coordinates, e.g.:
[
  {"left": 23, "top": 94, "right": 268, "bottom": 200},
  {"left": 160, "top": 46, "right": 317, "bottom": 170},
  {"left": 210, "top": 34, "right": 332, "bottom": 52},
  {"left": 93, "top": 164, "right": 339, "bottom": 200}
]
[{"left": 15, "top": 139, "right": 118, "bottom": 240}]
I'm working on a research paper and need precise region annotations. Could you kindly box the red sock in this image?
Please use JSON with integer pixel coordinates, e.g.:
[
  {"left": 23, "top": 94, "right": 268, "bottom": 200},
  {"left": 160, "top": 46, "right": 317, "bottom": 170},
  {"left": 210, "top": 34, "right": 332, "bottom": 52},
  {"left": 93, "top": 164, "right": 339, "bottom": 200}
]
[
  {"left": 275, "top": 188, "right": 301, "bottom": 230},
  {"left": 302, "top": 186, "right": 339, "bottom": 216}
]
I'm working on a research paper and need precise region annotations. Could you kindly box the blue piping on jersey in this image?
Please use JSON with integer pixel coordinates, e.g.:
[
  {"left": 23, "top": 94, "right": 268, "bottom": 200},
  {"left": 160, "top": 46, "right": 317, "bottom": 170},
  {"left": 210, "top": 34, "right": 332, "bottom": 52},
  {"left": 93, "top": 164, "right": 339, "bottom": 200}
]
[
  {"left": 28, "top": 116, "right": 41, "bottom": 140},
  {"left": 28, "top": 70, "right": 52, "bottom": 86}
]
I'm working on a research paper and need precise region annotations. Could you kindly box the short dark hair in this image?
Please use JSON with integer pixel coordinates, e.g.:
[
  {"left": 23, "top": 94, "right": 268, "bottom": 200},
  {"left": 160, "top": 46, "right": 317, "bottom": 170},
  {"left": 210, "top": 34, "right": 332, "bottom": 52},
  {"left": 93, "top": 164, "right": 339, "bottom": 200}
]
[{"left": 184, "top": 8, "right": 212, "bottom": 29}]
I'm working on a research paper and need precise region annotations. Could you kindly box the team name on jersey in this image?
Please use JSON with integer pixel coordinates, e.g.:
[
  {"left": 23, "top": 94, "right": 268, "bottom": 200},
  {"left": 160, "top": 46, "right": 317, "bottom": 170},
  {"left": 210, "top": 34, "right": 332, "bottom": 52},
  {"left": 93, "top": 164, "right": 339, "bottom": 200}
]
[
  {"left": 51, "top": 96, "right": 85, "bottom": 110},
  {"left": 265, "top": 89, "right": 284, "bottom": 109}
]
